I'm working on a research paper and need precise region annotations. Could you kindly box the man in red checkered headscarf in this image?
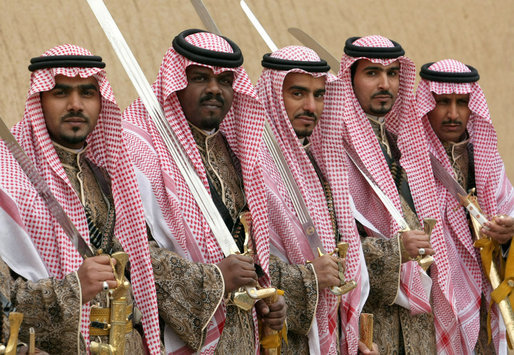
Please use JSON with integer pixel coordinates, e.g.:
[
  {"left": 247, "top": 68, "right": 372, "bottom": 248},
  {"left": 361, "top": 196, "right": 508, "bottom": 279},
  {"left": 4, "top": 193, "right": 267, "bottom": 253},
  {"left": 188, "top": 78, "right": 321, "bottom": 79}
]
[
  {"left": 256, "top": 45, "right": 376, "bottom": 354},
  {"left": 122, "top": 29, "right": 286, "bottom": 354},
  {"left": 0, "top": 44, "right": 161, "bottom": 353},
  {"left": 319, "top": 35, "right": 452, "bottom": 353},
  {"left": 417, "top": 59, "right": 513, "bottom": 354}
]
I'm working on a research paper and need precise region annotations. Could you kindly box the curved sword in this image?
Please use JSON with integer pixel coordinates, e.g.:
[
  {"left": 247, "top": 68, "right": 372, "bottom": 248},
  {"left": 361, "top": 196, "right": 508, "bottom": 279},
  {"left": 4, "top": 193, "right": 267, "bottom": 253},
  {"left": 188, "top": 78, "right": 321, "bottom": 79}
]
[
  {"left": 288, "top": 27, "right": 340, "bottom": 73},
  {"left": 0, "top": 116, "right": 93, "bottom": 258},
  {"left": 86, "top": 0, "right": 239, "bottom": 257}
]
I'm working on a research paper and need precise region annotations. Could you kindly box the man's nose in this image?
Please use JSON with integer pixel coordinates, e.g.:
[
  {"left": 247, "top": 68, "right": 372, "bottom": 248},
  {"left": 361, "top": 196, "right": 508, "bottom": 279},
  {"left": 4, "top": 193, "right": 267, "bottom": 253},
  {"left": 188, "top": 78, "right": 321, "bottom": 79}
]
[
  {"left": 377, "top": 73, "right": 391, "bottom": 91},
  {"left": 66, "top": 91, "right": 83, "bottom": 111},
  {"left": 303, "top": 94, "right": 316, "bottom": 113},
  {"left": 205, "top": 78, "right": 222, "bottom": 95},
  {"left": 448, "top": 101, "right": 459, "bottom": 120}
]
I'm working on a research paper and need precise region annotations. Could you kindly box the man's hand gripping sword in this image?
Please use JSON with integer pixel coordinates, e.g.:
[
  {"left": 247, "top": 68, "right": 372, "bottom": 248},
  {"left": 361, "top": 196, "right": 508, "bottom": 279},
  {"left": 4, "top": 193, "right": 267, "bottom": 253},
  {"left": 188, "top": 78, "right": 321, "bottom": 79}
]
[
  {"left": 315, "top": 242, "right": 357, "bottom": 295},
  {"left": 232, "top": 212, "right": 276, "bottom": 311},
  {"left": 90, "top": 252, "right": 131, "bottom": 355}
]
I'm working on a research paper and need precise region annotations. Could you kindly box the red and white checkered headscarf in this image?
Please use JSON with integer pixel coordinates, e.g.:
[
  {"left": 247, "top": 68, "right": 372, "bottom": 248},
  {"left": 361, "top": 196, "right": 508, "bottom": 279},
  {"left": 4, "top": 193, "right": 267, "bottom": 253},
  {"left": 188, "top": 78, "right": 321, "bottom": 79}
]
[
  {"left": 417, "top": 59, "right": 512, "bottom": 353},
  {"left": 335, "top": 35, "right": 448, "bottom": 318},
  {"left": 122, "top": 31, "right": 270, "bottom": 354},
  {"left": 256, "top": 45, "right": 364, "bottom": 354},
  {"left": 0, "top": 44, "right": 161, "bottom": 354}
]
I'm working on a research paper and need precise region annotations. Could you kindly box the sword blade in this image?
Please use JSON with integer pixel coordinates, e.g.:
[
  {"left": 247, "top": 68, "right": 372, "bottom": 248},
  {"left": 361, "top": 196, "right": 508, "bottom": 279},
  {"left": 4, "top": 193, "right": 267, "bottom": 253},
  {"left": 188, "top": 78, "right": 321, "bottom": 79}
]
[
  {"left": 262, "top": 122, "right": 325, "bottom": 253},
  {"left": 86, "top": 0, "right": 238, "bottom": 256},
  {"left": 429, "top": 153, "right": 489, "bottom": 225},
  {"left": 240, "top": 0, "right": 278, "bottom": 52},
  {"left": 190, "top": 0, "right": 326, "bottom": 254},
  {"left": 429, "top": 153, "right": 467, "bottom": 198},
  {"left": 283, "top": 29, "right": 410, "bottom": 231},
  {"left": 345, "top": 150, "right": 410, "bottom": 230},
  {"left": 190, "top": 0, "right": 222, "bottom": 35},
  {"left": 287, "top": 27, "right": 340, "bottom": 73},
  {"left": 0, "top": 116, "right": 94, "bottom": 258}
]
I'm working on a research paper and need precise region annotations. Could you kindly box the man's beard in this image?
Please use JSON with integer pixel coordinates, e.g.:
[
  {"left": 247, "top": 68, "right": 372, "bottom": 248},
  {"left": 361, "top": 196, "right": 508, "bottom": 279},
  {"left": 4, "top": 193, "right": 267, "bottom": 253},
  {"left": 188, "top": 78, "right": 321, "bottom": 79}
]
[
  {"left": 369, "top": 90, "right": 394, "bottom": 115},
  {"left": 199, "top": 93, "right": 226, "bottom": 130},
  {"left": 369, "top": 103, "right": 392, "bottom": 116}
]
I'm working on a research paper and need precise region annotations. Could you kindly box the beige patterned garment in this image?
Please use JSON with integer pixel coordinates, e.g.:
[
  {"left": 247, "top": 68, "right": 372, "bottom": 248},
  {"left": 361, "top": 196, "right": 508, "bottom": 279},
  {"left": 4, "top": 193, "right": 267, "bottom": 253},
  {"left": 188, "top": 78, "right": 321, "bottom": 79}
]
[
  {"left": 150, "top": 242, "right": 238, "bottom": 352},
  {"left": 190, "top": 124, "right": 246, "bottom": 224},
  {"left": 268, "top": 255, "right": 318, "bottom": 355},
  {"left": 0, "top": 257, "right": 11, "bottom": 345},
  {"left": 442, "top": 137, "right": 470, "bottom": 192},
  {"left": 151, "top": 125, "right": 258, "bottom": 353},
  {"left": 359, "top": 119, "right": 437, "bottom": 355},
  {"left": 12, "top": 144, "right": 150, "bottom": 354}
]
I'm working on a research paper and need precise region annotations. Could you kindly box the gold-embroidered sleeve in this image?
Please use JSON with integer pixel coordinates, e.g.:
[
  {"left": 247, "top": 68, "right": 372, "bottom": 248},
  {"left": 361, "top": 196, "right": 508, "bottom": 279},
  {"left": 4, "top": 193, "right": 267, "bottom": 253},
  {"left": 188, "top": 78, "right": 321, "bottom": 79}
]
[
  {"left": 11, "top": 272, "right": 82, "bottom": 353},
  {"left": 360, "top": 234, "right": 402, "bottom": 306},
  {"left": 268, "top": 255, "right": 318, "bottom": 336},
  {"left": 0, "top": 258, "right": 11, "bottom": 345},
  {"left": 149, "top": 241, "right": 224, "bottom": 350}
]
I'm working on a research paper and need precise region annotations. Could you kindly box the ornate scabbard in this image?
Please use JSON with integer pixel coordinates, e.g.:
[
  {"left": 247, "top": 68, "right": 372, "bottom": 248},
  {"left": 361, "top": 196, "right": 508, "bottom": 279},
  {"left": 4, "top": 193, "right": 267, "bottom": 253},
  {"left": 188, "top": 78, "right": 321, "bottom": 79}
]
[
  {"left": 90, "top": 252, "right": 131, "bottom": 355},
  {"left": 468, "top": 196, "right": 514, "bottom": 347}
]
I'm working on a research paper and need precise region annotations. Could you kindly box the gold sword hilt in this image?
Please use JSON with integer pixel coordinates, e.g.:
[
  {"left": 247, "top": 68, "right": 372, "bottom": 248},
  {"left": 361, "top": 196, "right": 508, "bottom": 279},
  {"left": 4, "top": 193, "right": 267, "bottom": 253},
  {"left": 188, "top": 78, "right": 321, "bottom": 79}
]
[
  {"left": 260, "top": 290, "right": 281, "bottom": 355},
  {"left": 110, "top": 252, "right": 129, "bottom": 296},
  {"left": 359, "top": 313, "right": 374, "bottom": 351},
  {"left": 91, "top": 252, "right": 131, "bottom": 355},
  {"left": 4, "top": 312, "right": 23, "bottom": 355},
  {"left": 233, "top": 212, "right": 277, "bottom": 310},
  {"left": 417, "top": 218, "right": 436, "bottom": 271},
  {"left": 318, "top": 242, "right": 357, "bottom": 296}
]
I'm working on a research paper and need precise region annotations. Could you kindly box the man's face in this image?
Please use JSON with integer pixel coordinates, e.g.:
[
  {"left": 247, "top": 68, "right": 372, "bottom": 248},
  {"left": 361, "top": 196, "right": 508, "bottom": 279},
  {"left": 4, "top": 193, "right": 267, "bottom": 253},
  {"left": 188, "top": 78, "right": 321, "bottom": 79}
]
[
  {"left": 427, "top": 93, "right": 470, "bottom": 143},
  {"left": 282, "top": 73, "right": 326, "bottom": 138},
  {"left": 352, "top": 59, "right": 400, "bottom": 117},
  {"left": 177, "top": 65, "right": 235, "bottom": 131},
  {"left": 41, "top": 75, "right": 101, "bottom": 149}
]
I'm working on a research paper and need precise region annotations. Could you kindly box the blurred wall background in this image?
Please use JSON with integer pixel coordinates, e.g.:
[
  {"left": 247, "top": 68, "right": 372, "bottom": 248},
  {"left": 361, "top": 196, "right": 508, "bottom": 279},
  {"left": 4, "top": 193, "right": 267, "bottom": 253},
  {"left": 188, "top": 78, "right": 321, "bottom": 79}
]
[{"left": 1, "top": 0, "right": 512, "bottom": 179}]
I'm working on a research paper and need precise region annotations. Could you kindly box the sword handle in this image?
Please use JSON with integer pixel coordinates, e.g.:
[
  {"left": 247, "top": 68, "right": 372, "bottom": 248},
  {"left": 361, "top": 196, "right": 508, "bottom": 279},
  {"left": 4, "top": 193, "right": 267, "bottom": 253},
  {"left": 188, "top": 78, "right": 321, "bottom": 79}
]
[
  {"left": 5, "top": 312, "right": 23, "bottom": 355},
  {"left": 28, "top": 327, "right": 35, "bottom": 355},
  {"left": 318, "top": 243, "right": 358, "bottom": 295},
  {"left": 260, "top": 291, "right": 281, "bottom": 355},
  {"left": 359, "top": 313, "right": 374, "bottom": 350},
  {"left": 417, "top": 218, "right": 436, "bottom": 271}
]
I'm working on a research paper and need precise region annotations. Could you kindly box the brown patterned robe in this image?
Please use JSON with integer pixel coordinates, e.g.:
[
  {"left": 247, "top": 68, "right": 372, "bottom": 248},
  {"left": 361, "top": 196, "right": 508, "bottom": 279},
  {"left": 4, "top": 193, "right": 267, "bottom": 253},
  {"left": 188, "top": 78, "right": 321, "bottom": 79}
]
[
  {"left": 359, "top": 117, "right": 436, "bottom": 355},
  {"left": 152, "top": 125, "right": 315, "bottom": 353},
  {"left": 150, "top": 243, "right": 227, "bottom": 351},
  {"left": 7, "top": 143, "right": 152, "bottom": 354},
  {"left": 151, "top": 126, "right": 255, "bottom": 353},
  {"left": 1, "top": 256, "right": 76, "bottom": 354},
  {"left": 268, "top": 256, "right": 318, "bottom": 355},
  {"left": 0, "top": 257, "right": 13, "bottom": 346}
]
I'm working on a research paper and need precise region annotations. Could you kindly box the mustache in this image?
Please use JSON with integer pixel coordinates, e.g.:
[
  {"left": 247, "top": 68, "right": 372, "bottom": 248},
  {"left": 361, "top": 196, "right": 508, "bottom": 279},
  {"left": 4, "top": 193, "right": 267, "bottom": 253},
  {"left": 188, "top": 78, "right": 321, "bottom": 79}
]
[
  {"left": 294, "top": 111, "right": 317, "bottom": 120},
  {"left": 371, "top": 90, "right": 393, "bottom": 99},
  {"left": 62, "top": 111, "right": 88, "bottom": 120},
  {"left": 200, "top": 93, "right": 224, "bottom": 105},
  {"left": 442, "top": 119, "right": 462, "bottom": 125}
]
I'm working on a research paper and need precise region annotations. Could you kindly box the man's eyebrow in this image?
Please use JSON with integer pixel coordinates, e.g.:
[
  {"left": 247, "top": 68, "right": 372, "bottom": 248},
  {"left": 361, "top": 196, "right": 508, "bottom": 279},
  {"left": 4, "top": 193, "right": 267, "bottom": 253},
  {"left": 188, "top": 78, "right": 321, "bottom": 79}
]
[
  {"left": 287, "top": 85, "right": 309, "bottom": 91},
  {"left": 362, "top": 66, "right": 385, "bottom": 71},
  {"left": 188, "top": 69, "right": 208, "bottom": 76},
  {"left": 52, "top": 83, "right": 98, "bottom": 91},
  {"left": 218, "top": 72, "right": 234, "bottom": 79},
  {"left": 79, "top": 84, "right": 99, "bottom": 91},
  {"left": 362, "top": 65, "right": 400, "bottom": 71}
]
